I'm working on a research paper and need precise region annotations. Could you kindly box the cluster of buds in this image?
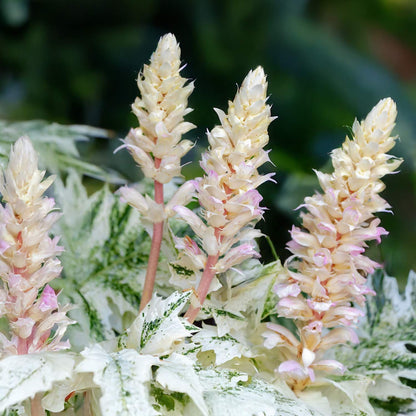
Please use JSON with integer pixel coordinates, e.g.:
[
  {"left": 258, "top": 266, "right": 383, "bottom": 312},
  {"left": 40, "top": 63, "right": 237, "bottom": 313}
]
[
  {"left": 174, "top": 67, "right": 275, "bottom": 322},
  {"left": 263, "top": 98, "right": 402, "bottom": 391},
  {"left": 0, "top": 136, "right": 72, "bottom": 356}
]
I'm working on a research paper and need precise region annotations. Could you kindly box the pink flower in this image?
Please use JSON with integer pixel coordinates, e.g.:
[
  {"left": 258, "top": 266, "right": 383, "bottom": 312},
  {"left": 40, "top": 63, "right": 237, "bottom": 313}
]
[
  {"left": 313, "top": 249, "right": 331, "bottom": 267},
  {"left": 0, "top": 240, "right": 10, "bottom": 254},
  {"left": 38, "top": 285, "right": 58, "bottom": 312},
  {"left": 215, "top": 243, "right": 259, "bottom": 273},
  {"left": 274, "top": 283, "right": 301, "bottom": 298}
]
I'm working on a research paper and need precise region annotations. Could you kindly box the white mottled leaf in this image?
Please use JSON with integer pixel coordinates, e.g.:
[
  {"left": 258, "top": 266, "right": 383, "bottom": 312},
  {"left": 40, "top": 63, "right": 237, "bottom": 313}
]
[
  {"left": 81, "top": 280, "right": 138, "bottom": 339},
  {"left": 126, "top": 291, "right": 193, "bottom": 355},
  {"left": 365, "top": 270, "right": 416, "bottom": 331},
  {"left": 197, "top": 367, "right": 321, "bottom": 416},
  {"left": 0, "top": 352, "right": 75, "bottom": 412},
  {"left": 366, "top": 371, "right": 415, "bottom": 401},
  {"left": 0, "top": 119, "right": 124, "bottom": 183},
  {"left": 77, "top": 344, "right": 158, "bottom": 416},
  {"left": 336, "top": 270, "right": 416, "bottom": 415},
  {"left": 1, "top": 403, "right": 27, "bottom": 415},
  {"left": 300, "top": 376, "right": 376, "bottom": 416},
  {"left": 41, "top": 371, "right": 95, "bottom": 413},
  {"left": 53, "top": 173, "right": 183, "bottom": 348},
  {"left": 53, "top": 173, "right": 147, "bottom": 346},
  {"left": 204, "top": 260, "right": 282, "bottom": 336},
  {"left": 155, "top": 353, "right": 208, "bottom": 416},
  {"left": 192, "top": 324, "right": 253, "bottom": 365}
]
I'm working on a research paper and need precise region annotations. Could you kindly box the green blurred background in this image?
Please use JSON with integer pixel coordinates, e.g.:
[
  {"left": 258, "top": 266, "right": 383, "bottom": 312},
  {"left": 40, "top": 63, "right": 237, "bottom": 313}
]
[{"left": 1, "top": 0, "right": 415, "bottom": 284}]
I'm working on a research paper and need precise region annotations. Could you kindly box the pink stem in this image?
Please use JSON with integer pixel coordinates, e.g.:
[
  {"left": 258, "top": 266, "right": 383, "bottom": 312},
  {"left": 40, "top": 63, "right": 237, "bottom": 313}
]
[
  {"left": 139, "top": 158, "right": 164, "bottom": 311},
  {"left": 30, "top": 393, "right": 45, "bottom": 416},
  {"left": 17, "top": 337, "right": 28, "bottom": 355},
  {"left": 83, "top": 391, "right": 91, "bottom": 416},
  {"left": 185, "top": 253, "right": 219, "bottom": 323}
]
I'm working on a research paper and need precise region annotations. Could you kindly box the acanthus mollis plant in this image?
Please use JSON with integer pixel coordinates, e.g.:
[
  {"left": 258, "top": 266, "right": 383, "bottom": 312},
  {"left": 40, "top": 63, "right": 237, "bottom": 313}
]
[
  {"left": 263, "top": 98, "right": 402, "bottom": 392},
  {"left": 0, "top": 33, "right": 415, "bottom": 416}
]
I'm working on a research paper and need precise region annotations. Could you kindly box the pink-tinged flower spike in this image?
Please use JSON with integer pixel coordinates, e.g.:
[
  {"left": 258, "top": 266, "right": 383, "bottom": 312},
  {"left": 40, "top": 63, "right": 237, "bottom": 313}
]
[
  {"left": 0, "top": 136, "right": 73, "bottom": 357},
  {"left": 265, "top": 98, "right": 402, "bottom": 392},
  {"left": 180, "top": 67, "right": 275, "bottom": 323},
  {"left": 117, "top": 33, "right": 196, "bottom": 311}
]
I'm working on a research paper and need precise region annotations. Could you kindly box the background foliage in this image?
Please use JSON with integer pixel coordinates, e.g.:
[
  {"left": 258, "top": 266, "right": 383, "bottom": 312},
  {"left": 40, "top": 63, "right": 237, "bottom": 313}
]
[{"left": 0, "top": 0, "right": 415, "bottom": 283}]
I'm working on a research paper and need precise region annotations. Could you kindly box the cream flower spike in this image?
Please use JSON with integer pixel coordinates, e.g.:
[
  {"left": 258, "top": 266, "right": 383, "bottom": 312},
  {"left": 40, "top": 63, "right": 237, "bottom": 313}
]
[
  {"left": 118, "top": 33, "right": 197, "bottom": 311},
  {"left": 177, "top": 67, "right": 275, "bottom": 323},
  {"left": 204, "top": 66, "right": 275, "bottom": 192},
  {"left": 125, "top": 32, "right": 195, "bottom": 185},
  {"left": 0, "top": 136, "right": 73, "bottom": 356},
  {"left": 264, "top": 98, "right": 402, "bottom": 392}
]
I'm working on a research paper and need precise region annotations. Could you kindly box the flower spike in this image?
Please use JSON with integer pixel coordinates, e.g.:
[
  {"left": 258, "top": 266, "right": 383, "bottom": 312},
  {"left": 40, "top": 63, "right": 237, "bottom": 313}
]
[
  {"left": 117, "top": 33, "right": 196, "bottom": 311},
  {"left": 264, "top": 98, "right": 402, "bottom": 392},
  {"left": 178, "top": 67, "right": 275, "bottom": 322},
  {"left": 124, "top": 32, "right": 195, "bottom": 185},
  {"left": 0, "top": 136, "right": 73, "bottom": 357}
]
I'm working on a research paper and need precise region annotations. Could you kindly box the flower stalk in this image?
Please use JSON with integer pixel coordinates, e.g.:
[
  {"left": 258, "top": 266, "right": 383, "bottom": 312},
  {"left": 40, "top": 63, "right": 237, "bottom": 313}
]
[
  {"left": 263, "top": 98, "right": 402, "bottom": 392},
  {"left": 31, "top": 394, "right": 45, "bottom": 416},
  {"left": 185, "top": 252, "right": 220, "bottom": 323},
  {"left": 141, "top": 165, "right": 164, "bottom": 309}
]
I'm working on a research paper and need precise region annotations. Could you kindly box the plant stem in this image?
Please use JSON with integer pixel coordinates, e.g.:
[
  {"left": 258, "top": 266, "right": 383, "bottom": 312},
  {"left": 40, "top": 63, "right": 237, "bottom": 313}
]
[
  {"left": 139, "top": 158, "right": 164, "bottom": 311},
  {"left": 185, "top": 253, "right": 219, "bottom": 323},
  {"left": 17, "top": 337, "right": 28, "bottom": 355},
  {"left": 264, "top": 235, "right": 279, "bottom": 262},
  {"left": 19, "top": 336, "right": 44, "bottom": 416},
  {"left": 83, "top": 391, "right": 91, "bottom": 416},
  {"left": 30, "top": 394, "right": 45, "bottom": 416}
]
